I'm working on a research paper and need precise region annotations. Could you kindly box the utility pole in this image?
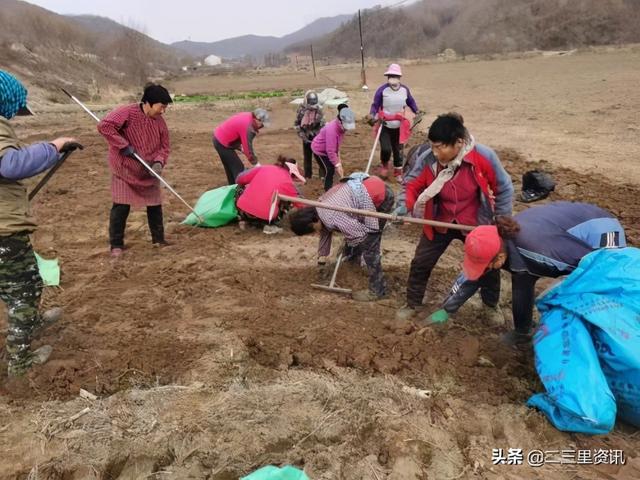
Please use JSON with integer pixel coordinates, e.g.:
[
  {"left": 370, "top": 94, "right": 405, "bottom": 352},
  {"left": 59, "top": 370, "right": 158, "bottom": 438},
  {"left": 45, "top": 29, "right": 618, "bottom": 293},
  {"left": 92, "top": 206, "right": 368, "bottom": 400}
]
[
  {"left": 358, "top": 9, "right": 368, "bottom": 90},
  {"left": 310, "top": 44, "right": 317, "bottom": 79}
]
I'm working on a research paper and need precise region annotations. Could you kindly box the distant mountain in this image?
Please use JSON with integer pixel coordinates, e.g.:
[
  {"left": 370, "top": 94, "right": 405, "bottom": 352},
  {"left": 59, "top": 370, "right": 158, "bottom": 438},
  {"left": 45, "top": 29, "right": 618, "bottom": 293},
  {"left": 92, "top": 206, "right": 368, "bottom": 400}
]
[
  {"left": 172, "top": 35, "right": 281, "bottom": 59},
  {"left": 292, "top": 0, "right": 640, "bottom": 59},
  {"left": 69, "top": 15, "right": 188, "bottom": 64},
  {"left": 0, "top": 0, "right": 187, "bottom": 100},
  {"left": 172, "top": 14, "right": 352, "bottom": 59},
  {"left": 280, "top": 15, "right": 353, "bottom": 46}
]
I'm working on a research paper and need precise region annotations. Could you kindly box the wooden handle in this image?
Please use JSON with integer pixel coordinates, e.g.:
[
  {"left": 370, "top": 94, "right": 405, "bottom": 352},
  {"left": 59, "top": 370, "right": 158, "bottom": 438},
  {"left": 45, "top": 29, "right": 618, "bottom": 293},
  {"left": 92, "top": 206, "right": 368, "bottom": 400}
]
[{"left": 276, "top": 193, "right": 475, "bottom": 231}]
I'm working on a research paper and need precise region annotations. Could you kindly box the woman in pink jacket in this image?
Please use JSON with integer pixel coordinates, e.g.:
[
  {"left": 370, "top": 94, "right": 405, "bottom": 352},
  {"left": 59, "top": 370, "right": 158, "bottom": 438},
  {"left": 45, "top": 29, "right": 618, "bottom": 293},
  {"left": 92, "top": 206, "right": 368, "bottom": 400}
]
[
  {"left": 311, "top": 106, "right": 356, "bottom": 191},
  {"left": 213, "top": 108, "right": 270, "bottom": 184},
  {"left": 235, "top": 156, "right": 305, "bottom": 234}
]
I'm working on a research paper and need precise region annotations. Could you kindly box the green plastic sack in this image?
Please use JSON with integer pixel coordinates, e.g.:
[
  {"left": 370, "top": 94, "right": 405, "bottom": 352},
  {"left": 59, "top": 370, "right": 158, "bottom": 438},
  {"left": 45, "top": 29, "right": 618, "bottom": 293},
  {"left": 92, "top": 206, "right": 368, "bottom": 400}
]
[
  {"left": 34, "top": 252, "right": 60, "bottom": 286},
  {"left": 182, "top": 184, "right": 238, "bottom": 227},
  {"left": 241, "top": 466, "right": 309, "bottom": 480}
]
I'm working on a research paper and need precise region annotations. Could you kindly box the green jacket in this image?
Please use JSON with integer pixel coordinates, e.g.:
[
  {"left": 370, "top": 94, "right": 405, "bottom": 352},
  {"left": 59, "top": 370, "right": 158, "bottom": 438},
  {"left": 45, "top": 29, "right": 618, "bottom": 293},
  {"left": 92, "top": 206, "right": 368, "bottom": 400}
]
[{"left": 0, "top": 117, "right": 36, "bottom": 236}]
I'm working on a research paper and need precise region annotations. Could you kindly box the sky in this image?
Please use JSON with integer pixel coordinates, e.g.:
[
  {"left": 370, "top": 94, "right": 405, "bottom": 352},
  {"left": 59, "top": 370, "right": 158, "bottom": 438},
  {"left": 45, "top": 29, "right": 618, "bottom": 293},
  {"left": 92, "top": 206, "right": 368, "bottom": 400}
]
[{"left": 25, "top": 0, "right": 411, "bottom": 44}]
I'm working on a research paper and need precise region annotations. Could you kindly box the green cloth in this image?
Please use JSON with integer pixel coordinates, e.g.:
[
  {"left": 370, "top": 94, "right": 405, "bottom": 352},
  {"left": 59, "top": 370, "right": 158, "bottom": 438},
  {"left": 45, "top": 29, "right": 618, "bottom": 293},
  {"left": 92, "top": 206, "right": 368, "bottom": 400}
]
[
  {"left": 34, "top": 252, "right": 60, "bottom": 286},
  {"left": 182, "top": 184, "right": 238, "bottom": 228},
  {"left": 241, "top": 466, "right": 309, "bottom": 480}
]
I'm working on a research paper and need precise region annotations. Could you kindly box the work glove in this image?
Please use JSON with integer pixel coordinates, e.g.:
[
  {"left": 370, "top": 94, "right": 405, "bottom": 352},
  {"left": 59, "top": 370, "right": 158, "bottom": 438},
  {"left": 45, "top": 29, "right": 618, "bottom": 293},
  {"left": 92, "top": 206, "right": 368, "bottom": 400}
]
[
  {"left": 412, "top": 190, "right": 431, "bottom": 218},
  {"left": 335, "top": 163, "right": 344, "bottom": 179},
  {"left": 366, "top": 115, "right": 377, "bottom": 127},
  {"left": 60, "top": 141, "right": 84, "bottom": 153},
  {"left": 424, "top": 309, "right": 449, "bottom": 325},
  {"left": 393, "top": 205, "right": 408, "bottom": 217},
  {"left": 151, "top": 162, "right": 163, "bottom": 175},
  {"left": 413, "top": 200, "right": 425, "bottom": 218},
  {"left": 120, "top": 145, "right": 136, "bottom": 158}
]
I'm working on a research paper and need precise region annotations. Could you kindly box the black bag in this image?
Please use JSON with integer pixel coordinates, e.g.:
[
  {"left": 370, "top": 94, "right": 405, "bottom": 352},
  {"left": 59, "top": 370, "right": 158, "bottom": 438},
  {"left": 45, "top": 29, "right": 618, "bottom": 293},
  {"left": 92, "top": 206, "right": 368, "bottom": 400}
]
[{"left": 521, "top": 170, "right": 556, "bottom": 203}]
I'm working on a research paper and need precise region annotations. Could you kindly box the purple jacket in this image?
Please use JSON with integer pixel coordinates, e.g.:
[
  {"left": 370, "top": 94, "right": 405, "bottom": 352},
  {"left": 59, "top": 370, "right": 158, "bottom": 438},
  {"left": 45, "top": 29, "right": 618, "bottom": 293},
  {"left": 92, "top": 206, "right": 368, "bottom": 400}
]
[
  {"left": 311, "top": 119, "right": 344, "bottom": 166},
  {"left": 369, "top": 83, "right": 419, "bottom": 117},
  {"left": 0, "top": 143, "right": 59, "bottom": 180}
]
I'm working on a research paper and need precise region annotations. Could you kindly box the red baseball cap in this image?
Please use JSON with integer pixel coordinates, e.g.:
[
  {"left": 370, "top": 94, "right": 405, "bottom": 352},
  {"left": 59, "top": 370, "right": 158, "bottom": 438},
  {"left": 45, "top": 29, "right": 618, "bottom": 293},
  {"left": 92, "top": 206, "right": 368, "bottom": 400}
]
[
  {"left": 363, "top": 176, "right": 386, "bottom": 207},
  {"left": 462, "top": 225, "right": 502, "bottom": 281}
]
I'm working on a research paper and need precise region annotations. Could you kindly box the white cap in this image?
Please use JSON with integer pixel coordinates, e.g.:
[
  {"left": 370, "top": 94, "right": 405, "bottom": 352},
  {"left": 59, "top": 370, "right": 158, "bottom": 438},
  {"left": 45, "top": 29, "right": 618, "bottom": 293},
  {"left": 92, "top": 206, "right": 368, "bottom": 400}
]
[
  {"left": 253, "top": 108, "right": 271, "bottom": 127},
  {"left": 339, "top": 108, "right": 356, "bottom": 130}
]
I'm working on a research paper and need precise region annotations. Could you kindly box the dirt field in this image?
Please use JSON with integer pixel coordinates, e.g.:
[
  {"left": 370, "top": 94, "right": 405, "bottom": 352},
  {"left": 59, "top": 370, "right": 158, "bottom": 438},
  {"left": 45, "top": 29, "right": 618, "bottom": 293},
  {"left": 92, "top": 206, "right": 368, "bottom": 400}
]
[{"left": 1, "top": 47, "right": 639, "bottom": 479}]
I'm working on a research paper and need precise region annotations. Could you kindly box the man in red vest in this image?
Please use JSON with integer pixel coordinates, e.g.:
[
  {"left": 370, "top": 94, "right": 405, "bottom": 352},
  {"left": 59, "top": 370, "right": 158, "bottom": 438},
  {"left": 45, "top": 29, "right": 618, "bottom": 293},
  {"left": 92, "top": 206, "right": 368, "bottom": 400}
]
[{"left": 397, "top": 113, "right": 514, "bottom": 324}]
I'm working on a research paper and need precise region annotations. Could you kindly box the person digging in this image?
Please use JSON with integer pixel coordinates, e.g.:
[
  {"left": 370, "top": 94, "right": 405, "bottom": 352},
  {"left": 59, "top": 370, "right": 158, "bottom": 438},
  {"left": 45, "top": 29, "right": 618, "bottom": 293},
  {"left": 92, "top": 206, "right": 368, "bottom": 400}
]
[
  {"left": 0, "top": 70, "right": 82, "bottom": 376},
  {"left": 450, "top": 202, "right": 626, "bottom": 346},
  {"left": 97, "top": 83, "right": 173, "bottom": 258},
  {"left": 396, "top": 113, "right": 514, "bottom": 325},
  {"left": 367, "top": 63, "right": 421, "bottom": 182},
  {"left": 235, "top": 156, "right": 306, "bottom": 234},
  {"left": 289, "top": 174, "right": 394, "bottom": 301},
  {"left": 213, "top": 108, "right": 271, "bottom": 185},
  {"left": 311, "top": 106, "right": 357, "bottom": 191}
]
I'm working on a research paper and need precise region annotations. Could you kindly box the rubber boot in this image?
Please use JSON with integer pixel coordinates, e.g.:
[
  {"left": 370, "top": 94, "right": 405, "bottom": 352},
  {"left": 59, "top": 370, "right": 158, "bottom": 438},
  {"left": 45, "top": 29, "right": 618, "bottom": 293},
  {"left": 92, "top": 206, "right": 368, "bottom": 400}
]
[{"left": 147, "top": 205, "right": 169, "bottom": 246}]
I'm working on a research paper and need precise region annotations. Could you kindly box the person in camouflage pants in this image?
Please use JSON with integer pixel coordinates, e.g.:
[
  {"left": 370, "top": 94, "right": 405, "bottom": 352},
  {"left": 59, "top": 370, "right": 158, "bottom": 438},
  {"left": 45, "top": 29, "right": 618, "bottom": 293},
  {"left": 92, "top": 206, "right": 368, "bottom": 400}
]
[
  {"left": 1, "top": 70, "right": 78, "bottom": 376},
  {"left": 1, "top": 233, "right": 45, "bottom": 374}
]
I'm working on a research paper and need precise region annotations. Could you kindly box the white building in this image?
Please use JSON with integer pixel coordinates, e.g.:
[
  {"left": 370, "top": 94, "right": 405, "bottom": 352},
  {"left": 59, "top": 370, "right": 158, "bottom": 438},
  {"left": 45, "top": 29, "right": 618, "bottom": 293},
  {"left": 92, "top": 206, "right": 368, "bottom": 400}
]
[{"left": 204, "top": 54, "right": 222, "bottom": 66}]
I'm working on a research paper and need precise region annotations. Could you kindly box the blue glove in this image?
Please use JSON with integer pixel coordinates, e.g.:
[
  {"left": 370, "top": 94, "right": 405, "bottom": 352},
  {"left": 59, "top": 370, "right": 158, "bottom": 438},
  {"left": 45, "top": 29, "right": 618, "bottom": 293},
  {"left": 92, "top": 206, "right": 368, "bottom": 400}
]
[
  {"left": 120, "top": 145, "right": 136, "bottom": 158},
  {"left": 393, "top": 205, "right": 408, "bottom": 217}
]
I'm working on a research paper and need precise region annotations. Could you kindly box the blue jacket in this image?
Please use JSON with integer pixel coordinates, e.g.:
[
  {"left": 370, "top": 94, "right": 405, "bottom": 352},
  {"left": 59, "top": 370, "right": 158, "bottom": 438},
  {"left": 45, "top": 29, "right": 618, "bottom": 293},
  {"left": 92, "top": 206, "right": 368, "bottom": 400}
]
[
  {"left": 505, "top": 201, "right": 626, "bottom": 277},
  {"left": 442, "top": 201, "right": 626, "bottom": 333},
  {"left": 0, "top": 143, "right": 59, "bottom": 180}
]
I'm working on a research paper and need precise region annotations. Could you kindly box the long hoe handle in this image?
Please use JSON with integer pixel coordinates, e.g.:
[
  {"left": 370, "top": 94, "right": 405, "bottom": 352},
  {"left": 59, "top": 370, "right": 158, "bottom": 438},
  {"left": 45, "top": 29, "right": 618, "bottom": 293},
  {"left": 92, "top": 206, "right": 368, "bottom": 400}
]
[
  {"left": 328, "top": 252, "right": 343, "bottom": 288},
  {"left": 28, "top": 150, "right": 73, "bottom": 201},
  {"left": 275, "top": 193, "right": 475, "bottom": 232},
  {"left": 61, "top": 88, "right": 203, "bottom": 223},
  {"left": 365, "top": 122, "right": 383, "bottom": 175}
]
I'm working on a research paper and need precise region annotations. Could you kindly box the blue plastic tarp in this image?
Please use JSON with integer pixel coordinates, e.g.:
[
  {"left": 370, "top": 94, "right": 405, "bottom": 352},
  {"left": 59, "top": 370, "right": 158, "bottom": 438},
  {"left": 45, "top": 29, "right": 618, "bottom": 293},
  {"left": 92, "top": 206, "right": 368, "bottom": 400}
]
[{"left": 528, "top": 247, "right": 640, "bottom": 434}]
